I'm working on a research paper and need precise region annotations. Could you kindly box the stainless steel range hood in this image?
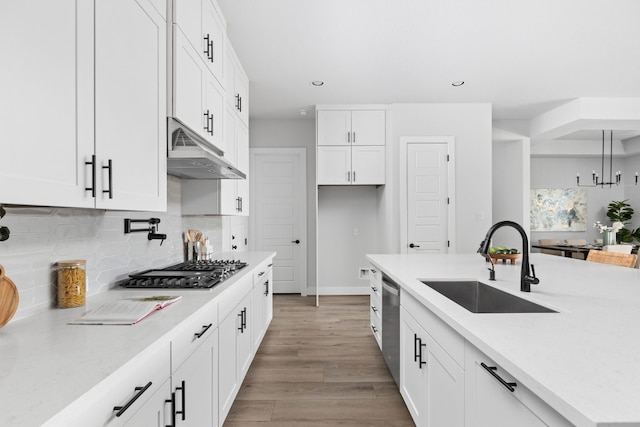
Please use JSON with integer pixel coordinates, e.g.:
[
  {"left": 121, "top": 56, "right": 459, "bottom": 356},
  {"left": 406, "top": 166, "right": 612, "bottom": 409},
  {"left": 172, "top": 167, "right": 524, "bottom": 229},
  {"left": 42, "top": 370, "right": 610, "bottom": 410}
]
[{"left": 166, "top": 117, "right": 246, "bottom": 180}]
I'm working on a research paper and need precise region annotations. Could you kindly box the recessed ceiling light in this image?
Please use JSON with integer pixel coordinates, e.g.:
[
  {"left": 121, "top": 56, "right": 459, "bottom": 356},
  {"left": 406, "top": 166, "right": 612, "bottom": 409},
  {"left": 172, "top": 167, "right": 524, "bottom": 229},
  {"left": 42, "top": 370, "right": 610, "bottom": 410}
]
[
  {"left": 310, "top": 80, "right": 325, "bottom": 87},
  {"left": 451, "top": 81, "right": 465, "bottom": 87}
]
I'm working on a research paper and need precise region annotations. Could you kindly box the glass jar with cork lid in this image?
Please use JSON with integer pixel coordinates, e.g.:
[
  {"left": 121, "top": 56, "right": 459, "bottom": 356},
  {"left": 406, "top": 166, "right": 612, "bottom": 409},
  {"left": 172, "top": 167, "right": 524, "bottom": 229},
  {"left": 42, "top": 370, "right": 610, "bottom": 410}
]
[{"left": 56, "top": 260, "right": 86, "bottom": 308}]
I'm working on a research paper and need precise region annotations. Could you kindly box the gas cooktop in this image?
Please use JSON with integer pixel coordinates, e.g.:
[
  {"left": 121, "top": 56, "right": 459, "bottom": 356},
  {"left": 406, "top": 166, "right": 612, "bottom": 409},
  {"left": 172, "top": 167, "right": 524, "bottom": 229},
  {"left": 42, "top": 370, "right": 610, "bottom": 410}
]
[{"left": 119, "top": 259, "right": 248, "bottom": 289}]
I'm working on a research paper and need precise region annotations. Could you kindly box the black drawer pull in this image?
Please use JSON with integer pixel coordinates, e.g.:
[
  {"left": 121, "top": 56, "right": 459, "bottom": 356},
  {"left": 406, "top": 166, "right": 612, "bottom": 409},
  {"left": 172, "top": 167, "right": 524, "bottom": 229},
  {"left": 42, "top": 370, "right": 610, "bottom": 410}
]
[
  {"left": 85, "top": 154, "right": 96, "bottom": 197},
  {"left": 371, "top": 324, "right": 378, "bottom": 333},
  {"left": 102, "top": 159, "right": 113, "bottom": 199},
  {"left": 113, "top": 381, "right": 152, "bottom": 417},
  {"left": 258, "top": 271, "right": 265, "bottom": 276},
  {"left": 481, "top": 362, "right": 517, "bottom": 392},
  {"left": 371, "top": 305, "right": 378, "bottom": 312},
  {"left": 194, "top": 323, "right": 212, "bottom": 339},
  {"left": 371, "top": 286, "right": 378, "bottom": 292}
]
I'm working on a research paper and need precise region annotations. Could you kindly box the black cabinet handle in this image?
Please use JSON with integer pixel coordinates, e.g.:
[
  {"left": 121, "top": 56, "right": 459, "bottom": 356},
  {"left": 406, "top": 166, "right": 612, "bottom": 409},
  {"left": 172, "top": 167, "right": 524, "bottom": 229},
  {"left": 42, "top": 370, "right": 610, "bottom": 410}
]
[
  {"left": 203, "top": 34, "right": 213, "bottom": 62},
  {"left": 371, "top": 324, "right": 378, "bottom": 333},
  {"left": 481, "top": 362, "right": 517, "bottom": 392},
  {"left": 414, "top": 334, "right": 426, "bottom": 368},
  {"left": 203, "top": 110, "right": 210, "bottom": 133},
  {"left": 258, "top": 271, "right": 265, "bottom": 276},
  {"left": 194, "top": 323, "right": 212, "bottom": 339},
  {"left": 409, "top": 243, "right": 420, "bottom": 248},
  {"left": 102, "top": 159, "right": 113, "bottom": 199},
  {"left": 235, "top": 94, "right": 241, "bottom": 112},
  {"left": 371, "top": 305, "right": 378, "bottom": 312},
  {"left": 208, "top": 113, "right": 214, "bottom": 135},
  {"left": 165, "top": 391, "right": 176, "bottom": 427},
  {"left": 264, "top": 279, "right": 269, "bottom": 296},
  {"left": 242, "top": 307, "right": 247, "bottom": 330},
  {"left": 85, "top": 154, "right": 96, "bottom": 197},
  {"left": 238, "top": 310, "right": 243, "bottom": 332},
  {"left": 292, "top": 239, "right": 300, "bottom": 244},
  {"left": 371, "top": 286, "right": 378, "bottom": 292},
  {"left": 113, "top": 381, "right": 152, "bottom": 417},
  {"left": 176, "top": 380, "right": 186, "bottom": 421},
  {"left": 232, "top": 245, "right": 238, "bottom": 250}
]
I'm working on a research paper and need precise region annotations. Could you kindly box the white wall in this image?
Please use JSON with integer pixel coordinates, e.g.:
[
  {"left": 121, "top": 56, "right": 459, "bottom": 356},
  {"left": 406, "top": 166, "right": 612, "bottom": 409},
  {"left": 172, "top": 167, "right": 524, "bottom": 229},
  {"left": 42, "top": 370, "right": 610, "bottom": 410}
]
[
  {"left": 247, "top": 118, "right": 317, "bottom": 294},
  {"left": 317, "top": 186, "right": 378, "bottom": 293},
  {"left": 388, "top": 104, "right": 493, "bottom": 253},
  {"left": 530, "top": 156, "right": 626, "bottom": 244},
  {"left": 492, "top": 139, "right": 530, "bottom": 249}
]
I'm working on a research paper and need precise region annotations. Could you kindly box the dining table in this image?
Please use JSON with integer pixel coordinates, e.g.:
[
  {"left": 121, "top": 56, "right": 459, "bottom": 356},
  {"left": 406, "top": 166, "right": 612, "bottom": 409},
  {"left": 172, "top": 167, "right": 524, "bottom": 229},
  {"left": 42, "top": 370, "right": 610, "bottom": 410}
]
[{"left": 531, "top": 243, "right": 600, "bottom": 259}]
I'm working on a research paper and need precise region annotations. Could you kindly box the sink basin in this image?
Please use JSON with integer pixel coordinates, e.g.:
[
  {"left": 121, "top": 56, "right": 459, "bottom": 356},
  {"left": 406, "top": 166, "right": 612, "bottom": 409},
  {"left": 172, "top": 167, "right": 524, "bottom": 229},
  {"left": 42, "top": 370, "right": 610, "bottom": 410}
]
[{"left": 420, "top": 280, "right": 556, "bottom": 313}]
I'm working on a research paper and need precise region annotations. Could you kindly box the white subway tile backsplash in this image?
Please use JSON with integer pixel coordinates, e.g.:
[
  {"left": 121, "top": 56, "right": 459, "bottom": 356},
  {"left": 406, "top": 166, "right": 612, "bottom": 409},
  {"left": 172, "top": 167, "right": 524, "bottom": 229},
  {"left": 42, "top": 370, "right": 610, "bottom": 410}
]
[{"left": 0, "top": 175, "right": 228, "bottom": 322}]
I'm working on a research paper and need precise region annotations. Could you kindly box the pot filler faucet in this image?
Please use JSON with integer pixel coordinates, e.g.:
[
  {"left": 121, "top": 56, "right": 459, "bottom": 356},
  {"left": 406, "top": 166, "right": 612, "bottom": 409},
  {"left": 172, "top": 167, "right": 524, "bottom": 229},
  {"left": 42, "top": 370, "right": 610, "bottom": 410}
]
[{"left": 477, "top": 220, "right": 540, "bottom": 292}]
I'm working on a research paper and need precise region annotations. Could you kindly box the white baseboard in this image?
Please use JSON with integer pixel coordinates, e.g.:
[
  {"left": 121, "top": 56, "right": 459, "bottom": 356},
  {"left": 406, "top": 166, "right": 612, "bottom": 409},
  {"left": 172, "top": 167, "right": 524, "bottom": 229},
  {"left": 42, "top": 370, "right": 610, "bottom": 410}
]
[{"left": 316, "top": 286, "right": 370, "bottom": 296}]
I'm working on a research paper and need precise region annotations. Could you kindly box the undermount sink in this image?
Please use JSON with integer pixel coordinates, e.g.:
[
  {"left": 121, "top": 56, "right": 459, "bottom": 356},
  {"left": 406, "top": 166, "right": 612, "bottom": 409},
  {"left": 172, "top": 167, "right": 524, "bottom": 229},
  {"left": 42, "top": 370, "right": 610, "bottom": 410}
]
[{"left": 420, "top": 280, "right": 556, "bottom": 313}]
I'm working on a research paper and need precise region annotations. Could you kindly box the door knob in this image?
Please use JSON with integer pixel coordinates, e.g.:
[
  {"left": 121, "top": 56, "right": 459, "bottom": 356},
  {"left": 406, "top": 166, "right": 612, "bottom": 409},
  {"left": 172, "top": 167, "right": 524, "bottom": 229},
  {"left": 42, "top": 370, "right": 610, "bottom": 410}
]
[
  {"left": 292, "top": 239, "right": 300, "bottom": 244},
  {"left": 409, "top": 243, "right": 420, "bottom": 248}
]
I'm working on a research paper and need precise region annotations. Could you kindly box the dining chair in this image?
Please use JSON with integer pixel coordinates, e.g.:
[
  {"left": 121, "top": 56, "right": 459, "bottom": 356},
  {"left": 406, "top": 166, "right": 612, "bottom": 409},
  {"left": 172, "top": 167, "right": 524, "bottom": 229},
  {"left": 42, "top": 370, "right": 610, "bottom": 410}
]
[
  {"left": 565, "top": 239, "right": 587, "bottom": 246},
  {"left": 603, "top": 244, "right": 633, "bottom": 254},
  {"left": 538, "top": 239, "right": 562, "bottom": 256},
  {"left": 586, "top": 250, "right": 637, "bottom": 268}
]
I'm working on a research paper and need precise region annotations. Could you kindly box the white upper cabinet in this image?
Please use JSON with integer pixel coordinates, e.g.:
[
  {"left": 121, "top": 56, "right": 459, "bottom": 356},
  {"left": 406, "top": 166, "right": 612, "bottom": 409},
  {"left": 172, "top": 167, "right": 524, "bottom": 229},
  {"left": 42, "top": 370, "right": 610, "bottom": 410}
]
[
  {"left": 0, "top": 0, "right": 94, "bottom": 208},
  {"left": 0, "top": 0, "right": 166, "bottom": 211},
  {"left": 225, "top": 42, "right": 249, "bottom": 126},
  {"left": 173, "top": 27, "right": 226, "bottom": 153},
  {"left": 316, "top": 107, "right": 386, "bottom": 185},
  {"left": 94, "top": 0, "right": 167, "bottom": 211},
  {"left": 317, "top": 110, "right": 386, "bottom": 146},
  {"left": 174, "top": 0, "right": 225, "bottom": 85}
]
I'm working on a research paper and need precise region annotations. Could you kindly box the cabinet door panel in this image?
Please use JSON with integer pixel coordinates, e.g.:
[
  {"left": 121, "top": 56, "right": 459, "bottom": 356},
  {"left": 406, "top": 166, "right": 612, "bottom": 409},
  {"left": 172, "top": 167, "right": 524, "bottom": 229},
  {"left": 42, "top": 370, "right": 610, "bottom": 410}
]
[
  {"left": 123, "top": 378, "right": 170, "bottom": 427},
  {"left": 400, "top": 308, "right": 428, "bottom": 425},
  {"left": 95, "top": 0, "right": 166, "bottom": 211},
  {"left": 352, "top": 146, "right": 385, "bottom": 185},
  {"left": 174, "top": 29, "right": 207, "bottom": 140},
  {"left": 351, "top": 110, "right": 386, "bottom": 145},
  {"left": 0, "top": 0, "right": 94, "bottom": 208},
  {"left": 426, "top": 336, "right": 464, "bottom": 427},
  {"left": 205, "top": 75, "right": 226, "bottom": 153},
  {"left": 317, "top": 111, "right": 351, "bottom": 146},
  {"left": 218, "top": 309, "right": 239, "bottom": 424},
  {"left": 202, "top": 0, "right": 225, "bottom": 84},
  {"left": 317, "top": 146, "right": 351, "bottom": 185}
]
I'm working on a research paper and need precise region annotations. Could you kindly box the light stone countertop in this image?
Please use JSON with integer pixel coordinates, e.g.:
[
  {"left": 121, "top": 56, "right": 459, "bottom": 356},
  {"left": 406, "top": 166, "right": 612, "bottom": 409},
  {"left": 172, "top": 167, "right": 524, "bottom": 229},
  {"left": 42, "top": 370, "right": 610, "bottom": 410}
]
[
  {"left": 367, "top": 252, "right": 640, "bottom": 427},
  {"left": 0, "top": 252, "right": 274, "bottom": 427}
]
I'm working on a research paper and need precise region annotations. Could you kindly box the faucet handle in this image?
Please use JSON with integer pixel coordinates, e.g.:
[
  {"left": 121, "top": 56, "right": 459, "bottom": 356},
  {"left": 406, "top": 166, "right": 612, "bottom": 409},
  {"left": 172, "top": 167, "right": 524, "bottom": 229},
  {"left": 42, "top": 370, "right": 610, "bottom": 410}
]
[{"left": 528, "top": 264, "right": 540, "bottom": 285}]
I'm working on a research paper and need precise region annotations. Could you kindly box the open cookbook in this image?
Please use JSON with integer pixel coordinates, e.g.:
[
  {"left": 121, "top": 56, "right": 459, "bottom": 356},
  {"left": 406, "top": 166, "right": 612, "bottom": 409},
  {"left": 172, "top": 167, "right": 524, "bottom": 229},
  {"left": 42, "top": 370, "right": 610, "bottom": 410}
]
[{"left": 69, "top": 295, "right": 182, "bottom": 325}]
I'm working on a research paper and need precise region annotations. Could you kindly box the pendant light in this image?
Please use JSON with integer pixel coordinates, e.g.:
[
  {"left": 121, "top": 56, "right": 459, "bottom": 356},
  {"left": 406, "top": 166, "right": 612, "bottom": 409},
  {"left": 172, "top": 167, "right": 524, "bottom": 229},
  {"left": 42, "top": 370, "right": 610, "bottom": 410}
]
[{"left": 576, "top": 130, "right": 638, "bottom": 187}]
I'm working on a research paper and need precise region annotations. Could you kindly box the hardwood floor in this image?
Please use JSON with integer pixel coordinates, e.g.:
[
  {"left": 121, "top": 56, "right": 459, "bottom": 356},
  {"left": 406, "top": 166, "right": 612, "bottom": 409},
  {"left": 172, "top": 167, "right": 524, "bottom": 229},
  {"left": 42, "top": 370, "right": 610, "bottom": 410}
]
[{"left": 224, "top": 295, "right": 415, "bottom": 427}]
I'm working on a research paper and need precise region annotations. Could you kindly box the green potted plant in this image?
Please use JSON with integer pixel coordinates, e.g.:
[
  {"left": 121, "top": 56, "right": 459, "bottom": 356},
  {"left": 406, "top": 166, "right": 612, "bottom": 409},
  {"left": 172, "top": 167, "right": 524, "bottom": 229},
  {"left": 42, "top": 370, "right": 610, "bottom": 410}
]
[
  {"left": 0, "top": 205, "right": 9, "bottom": 241},
  {"left": 606, "top": 200, "right": 640, "bottom": 243}
]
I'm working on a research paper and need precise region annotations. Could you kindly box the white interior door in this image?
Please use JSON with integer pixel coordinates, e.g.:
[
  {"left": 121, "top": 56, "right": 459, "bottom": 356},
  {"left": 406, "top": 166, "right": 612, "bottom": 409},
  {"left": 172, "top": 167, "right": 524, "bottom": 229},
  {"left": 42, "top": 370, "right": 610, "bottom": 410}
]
[
  {"left": 407, "top": 143, "right": 449, "bottom": 253},
  {"left": 250, "top": 149, "right": 307, "bottom": 294}
]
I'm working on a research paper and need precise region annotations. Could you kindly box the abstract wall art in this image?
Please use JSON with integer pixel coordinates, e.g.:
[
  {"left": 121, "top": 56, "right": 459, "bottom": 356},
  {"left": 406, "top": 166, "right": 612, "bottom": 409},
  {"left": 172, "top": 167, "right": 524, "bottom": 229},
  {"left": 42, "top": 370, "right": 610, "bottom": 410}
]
[{"left": 530, "top": 188, "right": 587, "bottom": 231}]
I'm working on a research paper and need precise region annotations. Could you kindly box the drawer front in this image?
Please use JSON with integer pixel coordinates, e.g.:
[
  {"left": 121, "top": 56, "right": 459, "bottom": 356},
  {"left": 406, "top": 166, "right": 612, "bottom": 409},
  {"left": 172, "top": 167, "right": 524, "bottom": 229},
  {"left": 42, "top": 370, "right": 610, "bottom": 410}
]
[
  {"left": 171, "top": 302, "right": 218, "bottom": 371},
  {"left": 253, "top": 259, "right": 273, "bottom": 285},
  {"left": 402, "top": 291, "right": 465, "bottom": 368},
  {"left": 217, "top": 274, "right": 253, "bottom": 321},
  {"left": 51, "top": 342, "right": 170, "bottom": 427}
]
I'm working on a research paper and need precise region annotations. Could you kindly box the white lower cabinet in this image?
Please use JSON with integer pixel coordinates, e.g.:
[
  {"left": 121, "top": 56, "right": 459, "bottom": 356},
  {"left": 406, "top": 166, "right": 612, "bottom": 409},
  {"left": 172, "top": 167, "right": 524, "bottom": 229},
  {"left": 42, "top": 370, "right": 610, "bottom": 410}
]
[
  {"left": 465, "top": 344, "right": 571, "bottom": 427},
  {"left": 218, "top": 277, "right": 254, "bottom": 425},
  {"left": 171, "top": 307, "right": 219, "bottom": 427},
  {"left": 252, "top": 261, "right": 274, "bottom": 349},
  {"left": 369, "top": 268, "right": 382, "bottom": 349},
  {"left": 400, "top": 306, "right": 464, "bottom": 427}
]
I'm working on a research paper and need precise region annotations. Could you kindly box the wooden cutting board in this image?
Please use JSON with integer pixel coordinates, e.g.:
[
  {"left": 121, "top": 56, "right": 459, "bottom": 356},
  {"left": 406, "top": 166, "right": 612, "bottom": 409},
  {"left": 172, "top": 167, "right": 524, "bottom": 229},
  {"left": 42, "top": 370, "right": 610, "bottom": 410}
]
[{"left": 0, "top": 264, "right": 19, "bottom": 327}]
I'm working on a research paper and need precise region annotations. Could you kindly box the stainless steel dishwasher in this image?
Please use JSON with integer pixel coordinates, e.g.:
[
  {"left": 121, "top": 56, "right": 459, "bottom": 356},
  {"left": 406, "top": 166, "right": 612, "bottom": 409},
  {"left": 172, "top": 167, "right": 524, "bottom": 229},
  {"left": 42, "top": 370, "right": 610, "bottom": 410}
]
[{"left": 382, "top": 274, "right": 400, "bottom": 386}]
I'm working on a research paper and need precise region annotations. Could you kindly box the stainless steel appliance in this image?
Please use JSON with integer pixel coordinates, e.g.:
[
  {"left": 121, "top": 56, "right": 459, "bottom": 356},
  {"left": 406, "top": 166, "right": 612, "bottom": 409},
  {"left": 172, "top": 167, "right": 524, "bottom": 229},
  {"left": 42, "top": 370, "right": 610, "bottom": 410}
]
[
  {"left": 119, "top": 259, "right": 247, "bottom": 289},
  {"left": 382, "top": 274, "right": 400, "bottom": 386}
]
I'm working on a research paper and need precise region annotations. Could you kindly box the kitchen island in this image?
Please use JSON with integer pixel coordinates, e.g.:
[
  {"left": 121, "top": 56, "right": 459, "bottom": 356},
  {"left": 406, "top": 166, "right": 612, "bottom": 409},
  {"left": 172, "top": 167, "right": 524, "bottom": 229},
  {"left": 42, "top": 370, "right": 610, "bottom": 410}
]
[
  {"left": 0, "top": 252, "right": 274, "bottom": 426},
  {"left": 367, "top": 252, "right": 640, "bottom": 427}
]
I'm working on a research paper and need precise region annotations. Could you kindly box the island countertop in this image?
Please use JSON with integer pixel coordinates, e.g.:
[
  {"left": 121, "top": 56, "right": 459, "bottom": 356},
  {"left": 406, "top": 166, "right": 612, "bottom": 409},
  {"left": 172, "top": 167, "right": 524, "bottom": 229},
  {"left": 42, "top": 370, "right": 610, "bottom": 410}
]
[{"left": 366, "top": 252, "right": 640, "bottom": 427}]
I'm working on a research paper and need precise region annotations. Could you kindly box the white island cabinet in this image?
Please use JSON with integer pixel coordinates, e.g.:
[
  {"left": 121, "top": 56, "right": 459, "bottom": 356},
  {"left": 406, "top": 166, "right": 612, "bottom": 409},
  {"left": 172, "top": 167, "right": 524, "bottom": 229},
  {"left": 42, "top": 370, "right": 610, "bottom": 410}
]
[
  {"left": 367, "top": 252, "right": 640, "bottom": 426},
  {"left": 1, "top": 252, "right": 274, "bottom": 427}
]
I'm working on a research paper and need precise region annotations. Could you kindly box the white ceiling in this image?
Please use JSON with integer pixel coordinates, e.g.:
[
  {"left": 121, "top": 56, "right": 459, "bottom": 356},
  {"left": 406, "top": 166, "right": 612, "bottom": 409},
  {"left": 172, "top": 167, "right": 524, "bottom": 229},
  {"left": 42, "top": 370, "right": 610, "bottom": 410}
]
[{"left": 217, "top": 0, "right": 640, "bottom": 129}]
